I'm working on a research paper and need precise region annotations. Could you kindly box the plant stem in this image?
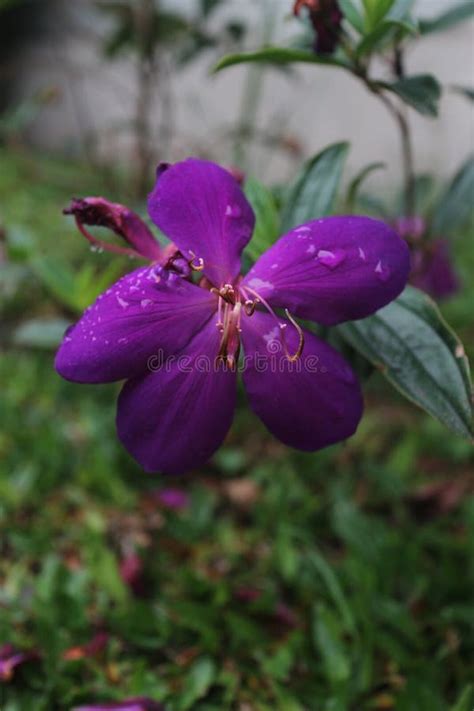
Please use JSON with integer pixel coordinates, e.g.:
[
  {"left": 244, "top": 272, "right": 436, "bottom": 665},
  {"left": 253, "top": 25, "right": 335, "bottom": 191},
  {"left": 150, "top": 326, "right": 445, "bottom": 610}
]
[
  {"left": 134, "top": 0, "right": 156, "bottom": 198},
  {"left": 232, "top": 0, "right": 276, "bottom": 170},
  {"left": 376, "top": 90, "right": 416, "bottom": 217},
  {"left": 356, "top": 49, "right": 416, "bottom": 218}
]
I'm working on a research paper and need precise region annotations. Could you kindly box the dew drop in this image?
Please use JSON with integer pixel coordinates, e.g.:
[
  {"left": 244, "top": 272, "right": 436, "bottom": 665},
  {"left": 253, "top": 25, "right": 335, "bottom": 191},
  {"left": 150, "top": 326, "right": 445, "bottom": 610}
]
[
  {"left": 247, "top": 277, "right": 274, "bottom": 292},
  {"left": 358, "top": 246, "right": 366, "bottom": 261},
  {"left": 116, "top": 295, "right": 129, "bottom": 309},
  {"left": 317, "top": 249, "right": 346, "bottom": 269},
  {"left": 226, "top": 203, "right": 242, "bottom": 218},
  {"left": 306, "top": 244, "right": 316, "bottom": 255},
  {"left": 141, "top": 299, "right": 153, "bottom": 308},
  {"left": 374, "top": 260, "right": 391, "bottom": 282}
]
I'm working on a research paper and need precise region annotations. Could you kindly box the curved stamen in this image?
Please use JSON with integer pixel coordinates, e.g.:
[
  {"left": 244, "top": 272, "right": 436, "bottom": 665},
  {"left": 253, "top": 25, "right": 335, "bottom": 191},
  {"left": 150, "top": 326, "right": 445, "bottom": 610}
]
[
  {"left": 282, "top": 309, "right": 305, "bottom": 362},
  {"left": 241, "top": 285, "right": 305, "bottom": 362},
  {"left": 188, "top": 251, "right": 205, "bottom": 271},
  {"left": 244, "top": 299, "right": 257, "bottom": 316},
  {"left": 74, "top": 216, "right": 140, "bottom": 259}
]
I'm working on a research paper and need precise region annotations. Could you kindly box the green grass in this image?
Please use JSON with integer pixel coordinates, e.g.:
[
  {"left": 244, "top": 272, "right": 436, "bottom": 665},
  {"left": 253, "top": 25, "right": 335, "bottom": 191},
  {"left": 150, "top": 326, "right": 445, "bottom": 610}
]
[{"left": 0, "top": 147, "right": 473, "bottom": 710}]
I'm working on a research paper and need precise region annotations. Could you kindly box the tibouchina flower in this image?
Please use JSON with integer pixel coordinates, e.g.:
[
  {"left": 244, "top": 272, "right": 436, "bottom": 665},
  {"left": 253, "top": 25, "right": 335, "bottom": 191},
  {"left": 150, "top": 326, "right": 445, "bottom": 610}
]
[
  {"left": 56, "top": 159, "right": 410, "bottom": 474},
  {"left": 393, "top": 216, "right": 459, "bottom": 300}
]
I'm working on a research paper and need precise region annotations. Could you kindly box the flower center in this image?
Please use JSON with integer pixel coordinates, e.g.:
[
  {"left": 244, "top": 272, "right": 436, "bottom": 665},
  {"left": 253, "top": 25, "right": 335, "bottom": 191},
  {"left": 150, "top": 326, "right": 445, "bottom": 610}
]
[{"left": 210, "top": 281, "right": 305, "bottom": 370}]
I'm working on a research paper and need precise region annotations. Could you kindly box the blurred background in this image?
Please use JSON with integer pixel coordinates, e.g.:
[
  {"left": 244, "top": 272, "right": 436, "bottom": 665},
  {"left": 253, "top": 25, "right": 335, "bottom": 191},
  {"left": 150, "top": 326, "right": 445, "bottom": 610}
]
[{"left": 0, "top": 1, "right": 473, "bottom": 709}]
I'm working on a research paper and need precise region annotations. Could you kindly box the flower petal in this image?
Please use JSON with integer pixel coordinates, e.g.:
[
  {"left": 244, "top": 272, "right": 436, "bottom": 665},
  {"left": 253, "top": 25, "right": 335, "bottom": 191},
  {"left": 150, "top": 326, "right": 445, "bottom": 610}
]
[
  {"left": 148, "top": 159, "right": 255, "bottom": 286},
  {"left": 55, "top": 267, "right": 216, "bottom": 384},
  {"left": 242, "top": 216, "right": 410, "bottom": 326},
  {"left": 65, "top": 197, "right": 162, "bottom": 261},
  {"left": 117, "top": 318, "right": 237, "bottom": 474},
  {"left": 241, "top": 312, "right": 363, "bottom": 451}
]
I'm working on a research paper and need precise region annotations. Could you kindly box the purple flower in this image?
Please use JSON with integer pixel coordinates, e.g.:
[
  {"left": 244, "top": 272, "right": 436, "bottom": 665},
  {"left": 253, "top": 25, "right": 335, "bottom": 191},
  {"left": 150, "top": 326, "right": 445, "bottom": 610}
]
[
  {"left": 393, "top": 216, "right": 460, "bottom": 300},
  {"left": 72, "top": 700, "right": 164, "bottom": 711},
  {"left": 293, "top": 0, "right": 343, "bottom": 55},
  {"left": 410, "top": 240, "right": 460, "bottom": 299},
  {"left": 56, "top": 158, "right": 409, "bottom": 474},
  {"left": 155, "top": 487, "right": 190, "bottom": 510},
  {"left": 0, "top": 644, "right": 38, "bottom": 682}
]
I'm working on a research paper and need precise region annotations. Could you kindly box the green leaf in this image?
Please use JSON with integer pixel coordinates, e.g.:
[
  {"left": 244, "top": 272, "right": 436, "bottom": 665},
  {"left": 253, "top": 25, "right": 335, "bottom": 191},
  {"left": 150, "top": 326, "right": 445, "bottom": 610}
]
[
  {"left": 432, "top": 156, "right": 474, "bottom": 235},
  {"left": 213, "top": 47, "right": 351, "bottom": 74},
  {"left": 307, "top": 551, "right": 356, "bottom": 633},
  {"left": 339, "top": 0, "right": 365, "bottom": 33},
  {"left": 178, "top": 657, "right": 216, "bottom": 710},
  {"left": 346, "top": 162, "right": 385, "bottom": 211},
  {"left": 355, "top": 17, "right": 417, "bottom": 57},
  {"left": 451, "top": 85, "right": 474, "bottom": 102},
  {"left": 281, "top": 142, "right": 349, "bottom": 232},
  {"left": 312, "top": 604, "right": 351, "bottom": 685},
  {"left": 244, "top": 177, "right": 280, "bottom": 261},
  {"left": 337, "top": 287, "right": 473, "bottom": 439},
  {"left": 419, "top": 1, "right": 474, "bottom": 35},
  {"left": 362, "top": 0, "right": 395, "bottom": 30},
  {"left": 450, "top": 685, "right": 474, "bottom": 711},
  {"left": 380, "top": 74, "right": 441, "bottom": 116},
  {"left": 13, "top": 318, "right": 71, "bottom": 349}
]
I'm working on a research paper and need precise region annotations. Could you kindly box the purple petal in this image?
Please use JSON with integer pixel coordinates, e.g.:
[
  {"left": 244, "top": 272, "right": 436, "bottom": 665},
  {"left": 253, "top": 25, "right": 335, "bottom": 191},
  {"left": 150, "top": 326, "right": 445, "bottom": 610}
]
[
  {"left": 72, "top": 700, "right": 165, "bottom": 711},
  {"left": 55, "top": 267, "right": 216, "bottom": 383},
  {"left": 65, "top": 197, "right": 162, "bottom": 261},
  {"left": 242, "top": 216, "right": 410, "bottom": 326},
  {"left": 241, "top": 312, "right": 363, "bottom": 451},
  {"left": 0, "top": 644, "right": 38, "bottom": 682},
  {"left": 148, "top": 158, "right": 255, "bottom": 287},
  {"left": 410, "top": 240, "right": 460, "bottom": 300},
  {"left": 155, "top": 488, "right": 190, "bottom": 510},
  {"left": 116, "top": 318, "right": 237, "bottom": 474}
]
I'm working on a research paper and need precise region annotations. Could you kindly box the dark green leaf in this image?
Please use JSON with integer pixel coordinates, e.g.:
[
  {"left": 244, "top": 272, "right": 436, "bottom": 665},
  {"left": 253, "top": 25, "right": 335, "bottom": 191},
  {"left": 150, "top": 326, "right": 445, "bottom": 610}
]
[
  {"left": 346, "top": 162, "right": 385, "bottom": 211},
  {"left": 355, "top": 17, "right": 417, "bottom": 57},
  {"left": 419, "top": 1, "right": 474, "bottom": 35},
  {"left": 307, "top": 551, "right": 356, "bottom": 633},
  {"left": 281, "top": 142, "right": 349, "bottom": 232},
  {"left": 244, "top": 177, "right": 280, "bottom": 261},
  {"left": 178, "top": 657, "right": 216, "bottom": 710},
  {"left": 432, "top": 156, "right": 474, "bottom": 235},
  {"left": 380, "top": 74, "right": 441, "bottom": 116},
  {"left": 450, "top": 685, "right": 474, "bottom": 711},
  {"left": 337, "top": 287, "right": 473, "bottom": 439},
  {"left": 451, "top": 85, "right": 474, "bottom": 102},
  {"left": 312, "top": 604, "right": 351, "bottom": 684},
  {"left": 200, "top": 0, "right": 223, "bottom": 18},
  {"left": 213, "top": 47, "right": 351, "bottom": 74}
]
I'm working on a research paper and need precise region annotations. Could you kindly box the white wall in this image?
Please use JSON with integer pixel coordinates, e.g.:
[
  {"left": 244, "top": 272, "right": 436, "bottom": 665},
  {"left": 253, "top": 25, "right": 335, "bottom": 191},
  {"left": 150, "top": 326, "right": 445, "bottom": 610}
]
[{"left": 20, "top": 0, "right": 474, "bottom": 191}]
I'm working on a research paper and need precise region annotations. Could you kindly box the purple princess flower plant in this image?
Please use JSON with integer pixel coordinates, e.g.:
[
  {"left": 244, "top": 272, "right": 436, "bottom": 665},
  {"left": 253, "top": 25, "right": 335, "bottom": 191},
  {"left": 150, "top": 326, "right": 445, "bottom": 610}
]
[{"left": 56, "top": 159, "right": 410, "bottom": 474}]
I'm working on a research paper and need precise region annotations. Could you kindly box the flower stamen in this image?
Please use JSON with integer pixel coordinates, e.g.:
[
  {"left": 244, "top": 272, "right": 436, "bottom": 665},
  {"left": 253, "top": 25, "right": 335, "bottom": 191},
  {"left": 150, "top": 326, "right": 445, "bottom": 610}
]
[
  {"left": 241, "top": 285, "right": 305, "bottom": 362},
  {"left": 188, "top": 251, "right": 204, "bottom": 271}
]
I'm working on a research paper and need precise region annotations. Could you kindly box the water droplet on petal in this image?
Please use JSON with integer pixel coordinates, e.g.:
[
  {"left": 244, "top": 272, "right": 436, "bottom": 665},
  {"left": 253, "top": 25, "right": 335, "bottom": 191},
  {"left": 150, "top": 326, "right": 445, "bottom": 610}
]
[
  {"left": 116, "top": 295, "right": 129, "bottom": 308},
  {"left": 317, "top": 249, "right": 346, "bottom": 269},
  {"left": 141, "top": 299, "right": 153, "bottom": 308},
  {"left": 358, "top": 246, "right": 366, "bottom": 261},
  {"left": 247, "top": 277, "right": 274, "bottom": 292},
  {"left": 226, "top": 203, "right": 242, "bottom": 218},
  {"left": 374, "top": 260, "right": 391, "bottom": 282}
]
